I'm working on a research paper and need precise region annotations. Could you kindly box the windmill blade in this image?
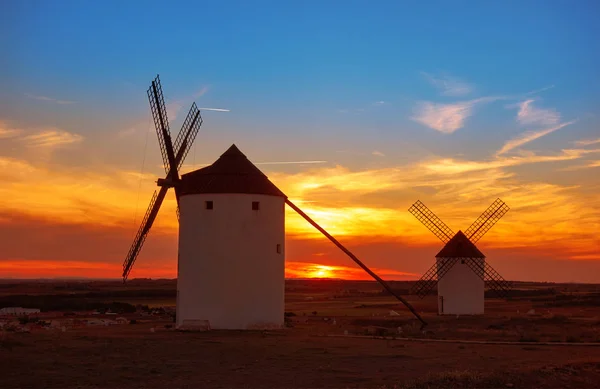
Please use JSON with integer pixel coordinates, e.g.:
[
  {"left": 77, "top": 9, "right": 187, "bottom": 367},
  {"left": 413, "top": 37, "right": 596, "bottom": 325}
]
[
  {"left": 173, "top": 102, "right": 203, "bottom": 171},
  {"left": 462, "top": 258, "right": 512, "bottom": 298},
  {"left": 122, "top": 186, "right": 169, "bottom": 281},
  {"left": 286, "top": 199, "right": 427, "bottom": 328},
  {"left": 411, "top": 262, "right": 438, "bottom": 298},
  {"left": 483, "top": 261, "right": 512, "bottom": 297},
  {"left": 408, "top": 200, "right": 455, "bottom": 243},
  {"left": 411, "top": 257, "right": 459, "bottom": 298},
  {"left": 464, "top": 198, "right": 510, "bottom": 243},
  {"left": 148, "top": 75, "right": 177, "bottom": 175}
]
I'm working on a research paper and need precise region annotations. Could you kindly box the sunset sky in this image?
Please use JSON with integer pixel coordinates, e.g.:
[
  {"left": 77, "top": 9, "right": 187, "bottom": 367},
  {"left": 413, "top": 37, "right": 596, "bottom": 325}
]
[{"left": 1, "top": 1, "right": 599, "bottom": 282}]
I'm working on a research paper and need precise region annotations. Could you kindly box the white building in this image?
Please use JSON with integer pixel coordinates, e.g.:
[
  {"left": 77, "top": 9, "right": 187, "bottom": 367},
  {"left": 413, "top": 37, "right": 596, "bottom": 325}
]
[
  {"left": 0, "top": 307, "right": 41, "bottom": 316},
  {"left": 435, "top": 231, "right": 485, "bottom": 315},
  {"left": 176, "top": 144, "right": 286, "bottom": 330}
]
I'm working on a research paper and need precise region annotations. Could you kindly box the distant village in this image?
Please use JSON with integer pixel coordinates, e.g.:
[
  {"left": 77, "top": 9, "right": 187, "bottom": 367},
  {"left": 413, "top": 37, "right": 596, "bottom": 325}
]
[{"left": 0, "top": 305, "right": 176, "bottom": 333}]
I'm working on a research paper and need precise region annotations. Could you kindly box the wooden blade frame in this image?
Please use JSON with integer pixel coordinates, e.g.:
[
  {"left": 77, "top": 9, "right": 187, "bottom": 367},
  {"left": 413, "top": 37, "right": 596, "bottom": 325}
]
[
  {"left": 411, "top": 257, "right": 459, "bottom": 298},
  {"left": 123, "top": 76, "right": 204, "bottom": 282},
  {"left": 173, "top": 102, "right": 203, "bottom": 171},
  {"left": 148, "top": 75, "right": 176, "bottom": 175},
  {"left": 462, "top": 258, "right": 511, "bottom": 298},
  {"left": 464, "top": 198, "right": 510, "bottom": 243},
  {"left": 408, "top": 200, "right": 454, "bottom": 244},
  {"left": 287, "top": 199, "right": 427, "bottom": 328},
  {"left": 122, "top": 187, "right": 169, "bottom": 280}
]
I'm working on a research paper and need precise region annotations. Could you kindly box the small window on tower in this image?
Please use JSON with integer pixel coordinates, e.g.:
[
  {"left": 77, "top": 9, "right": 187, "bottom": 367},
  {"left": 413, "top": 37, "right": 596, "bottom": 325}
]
[
  {"left": 205, "top": 201, "right": 213, "bottom": 210},
  {"left": 252, "top": 201, "right": 260, "bottom": 210},
  {"left": 276, "top": 244, "right": 282, "bottom": 254}
]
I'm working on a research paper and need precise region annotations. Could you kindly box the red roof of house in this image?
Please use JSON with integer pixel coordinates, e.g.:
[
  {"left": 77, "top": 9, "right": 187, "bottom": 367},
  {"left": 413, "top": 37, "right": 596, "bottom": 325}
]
[
  {"left": 179, "top": 144, "right": 286, "bottom": 198},
  {"left": 435, "top": 230, "right": 485, "bottom": 258}
]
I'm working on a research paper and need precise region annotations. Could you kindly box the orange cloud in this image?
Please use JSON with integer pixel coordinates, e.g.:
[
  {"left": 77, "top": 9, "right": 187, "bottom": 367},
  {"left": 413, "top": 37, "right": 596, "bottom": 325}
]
[
  {"left": 0, "top": 260, "right": 175, "bottom": 279},
  {"left": 1, "top": 140, "right": 599, "bottom": 282}
]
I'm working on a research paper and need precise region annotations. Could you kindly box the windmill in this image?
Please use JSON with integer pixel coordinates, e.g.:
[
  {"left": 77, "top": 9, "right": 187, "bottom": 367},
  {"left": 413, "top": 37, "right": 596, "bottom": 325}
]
[
  {"left": 408, "top": 199, "right": 511, "bottom": 315},
  {"left": 123, "top": 75, "right": 428, "bottom": 330}
]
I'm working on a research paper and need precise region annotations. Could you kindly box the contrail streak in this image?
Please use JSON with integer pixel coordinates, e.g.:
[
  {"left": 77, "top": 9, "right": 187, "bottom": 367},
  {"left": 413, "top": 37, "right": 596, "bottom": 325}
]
[
  {"left": 254, "top": 160, "right": 327, "bottom": 165},
  {"left": 198, "top": 107, "right": 231, "bottom": 112},
  {"left": 184, "top": 160, "right": 327, "bottom": 169}
]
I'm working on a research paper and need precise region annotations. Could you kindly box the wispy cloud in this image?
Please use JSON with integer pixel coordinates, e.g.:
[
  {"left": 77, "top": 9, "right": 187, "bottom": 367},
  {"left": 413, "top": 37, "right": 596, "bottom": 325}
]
[
  {"left": 421, "top": 72, "right": 473, "bottom": 97},
  {"left": 193, "top": 86, "right": 209, "bottom": 98},
  {"left": 523, "top": 85, "right": 555, "bottom": 97},
  {"left": 424, "top": 147, "right": 600, "bottom": 174},
  {"left": 560, "top": 160, "right": 600, "bottom": 171},
  {"left": 337, "top": 100, "right": 387, "bottom": 114},
  {"left": 372, "top": 151, "right": 385, "bottom": 157},
  {"left": 117, "top": 127, "right": 138, "bottom": 138},
  {"left": 25, "top": 93, "right": 75, "bottom": 105},
  {"left": 496, "top": 120, "right": 576, "bottom": 156},
  {"left": 1, "top": 121, "right": 83, "bottom": 148},
  {"left": 166, "top": 102, "right": 183, "bottom": 121},
  {"left": 573, "top": 138, "right": 600, "bottom": 147},
  {"left": 496, "top": 100, "right": 575, "bottom": 155},
  {"left": 516, "top": 99, "right": 560, "bottom": 126},
  {"left": 22, "top": 129, "right": 83, "bottom": 148},
  {"left": 0, "top": 122, "right": 23, "bottom": 139},
  {"left": 411, "top": 97, "right": 495, "bottom": 134}
]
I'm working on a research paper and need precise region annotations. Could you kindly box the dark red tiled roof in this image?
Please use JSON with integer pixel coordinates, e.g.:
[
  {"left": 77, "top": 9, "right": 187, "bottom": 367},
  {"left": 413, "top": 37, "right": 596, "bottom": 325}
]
[
  {"left": 435, "top": 230, "right": 485, "bottom": 258},
  {"left": 179, "top": 144, "right": 286, "bottom": 198}
]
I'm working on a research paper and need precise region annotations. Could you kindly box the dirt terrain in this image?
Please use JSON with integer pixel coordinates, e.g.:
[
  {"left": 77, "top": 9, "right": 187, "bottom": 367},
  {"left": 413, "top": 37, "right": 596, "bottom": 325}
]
[{"left": 1, "top": 279, "right": 600, "bottom": 388}]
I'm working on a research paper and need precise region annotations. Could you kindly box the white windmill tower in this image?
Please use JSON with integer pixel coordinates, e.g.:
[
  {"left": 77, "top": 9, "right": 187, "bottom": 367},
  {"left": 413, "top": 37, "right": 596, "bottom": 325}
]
[
  {"left": 408, "top": 199, "right": 512, "bottom": 315},
  {"left": 123, "top": 75, "right": 429, "bottom": 330},
  {"left": 176, "top": 144, "right": 287, "bottom": 329}
]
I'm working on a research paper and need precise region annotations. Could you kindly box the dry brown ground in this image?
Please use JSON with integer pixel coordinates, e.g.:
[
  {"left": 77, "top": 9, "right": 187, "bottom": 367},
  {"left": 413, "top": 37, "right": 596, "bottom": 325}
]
[
  {"left": 2, "top": 279, "right": 600, "bottom": 387},
  {"left": 2, "top": 323, "right": 600, "bottom": 388}
]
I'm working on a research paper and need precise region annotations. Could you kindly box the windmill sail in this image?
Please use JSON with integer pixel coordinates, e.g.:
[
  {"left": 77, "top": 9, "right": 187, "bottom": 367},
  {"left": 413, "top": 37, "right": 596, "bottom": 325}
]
[
  {"left": 408, "top": 200, "right": 455, "bottom": 244},
  {"left": 122, "top": 75, "right": 203, "bottom": 282},
  {"left": 462, "top": 258, "right": 511, "bottom": 297},
  {"left": 122, "top": 187, "right": 169, "bottom": 280},
  {"left": 173, "top": 102, "right": 203, "bottom": 170},
  {"left": 148, "top": 75, "right": 176, "bottom": 174},
  {"left": 411, "top": 257, "right": 459, "bottom": 298},
  {"left": 464, "top": 198, "right": 510, "bottom": 243}
]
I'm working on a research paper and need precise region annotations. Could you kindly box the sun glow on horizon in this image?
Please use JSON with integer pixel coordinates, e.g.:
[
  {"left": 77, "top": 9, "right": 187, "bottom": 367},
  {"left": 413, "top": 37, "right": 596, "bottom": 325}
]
[
  {"left": 284, "top": 261, "right": 418, "bottom": 281},
  {"left": 302, "top": 264, "right": 336, "bottom": 279}
]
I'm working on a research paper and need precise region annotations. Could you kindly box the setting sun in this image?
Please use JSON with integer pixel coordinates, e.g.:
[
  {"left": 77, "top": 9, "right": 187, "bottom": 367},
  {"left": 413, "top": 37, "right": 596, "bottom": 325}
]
[{"left": 306, "top": 265, "right": 335, "bottom": 279}]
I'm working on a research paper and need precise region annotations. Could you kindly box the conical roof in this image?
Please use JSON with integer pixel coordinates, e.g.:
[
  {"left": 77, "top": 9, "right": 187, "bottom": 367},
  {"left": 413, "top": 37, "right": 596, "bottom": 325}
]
[
  {"left": 179, "top": 144, "right": 286, "bottom": 198},
  {"left": 435, "top": 230, "right": 485, "bottom": 258}
]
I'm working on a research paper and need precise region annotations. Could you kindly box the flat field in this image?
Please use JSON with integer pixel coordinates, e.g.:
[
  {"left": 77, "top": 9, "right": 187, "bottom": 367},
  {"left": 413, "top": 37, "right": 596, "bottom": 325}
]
[{"left": 1, "top": 279, "right": 600, "bottom": 388}]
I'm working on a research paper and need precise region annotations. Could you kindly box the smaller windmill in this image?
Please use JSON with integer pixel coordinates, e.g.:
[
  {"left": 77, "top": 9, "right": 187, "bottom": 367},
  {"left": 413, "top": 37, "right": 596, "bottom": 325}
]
[{"left": 408, "top": 199, "right": 511, "bottom": 315}]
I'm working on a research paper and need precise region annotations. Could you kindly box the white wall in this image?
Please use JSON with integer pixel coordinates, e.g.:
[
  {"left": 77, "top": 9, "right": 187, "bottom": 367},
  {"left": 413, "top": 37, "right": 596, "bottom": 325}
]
[
  {"left": 177, "top": 193, "right": 285, "bottom": 329},
  {"left": 437, "top": 258, "right": 485, "bottom": 315}
]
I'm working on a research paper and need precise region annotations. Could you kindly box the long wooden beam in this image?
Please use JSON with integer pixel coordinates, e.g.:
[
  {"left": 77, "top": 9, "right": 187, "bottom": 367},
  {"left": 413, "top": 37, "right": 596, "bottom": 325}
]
[{"left": 286, "top": 199, "right": 427, "bottom": 328}]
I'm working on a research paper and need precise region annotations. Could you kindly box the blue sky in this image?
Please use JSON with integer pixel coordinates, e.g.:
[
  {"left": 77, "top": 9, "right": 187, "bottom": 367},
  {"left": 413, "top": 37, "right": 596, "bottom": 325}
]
[{"left": 1, "top": 1, "right": 599, "bottom": 281}]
